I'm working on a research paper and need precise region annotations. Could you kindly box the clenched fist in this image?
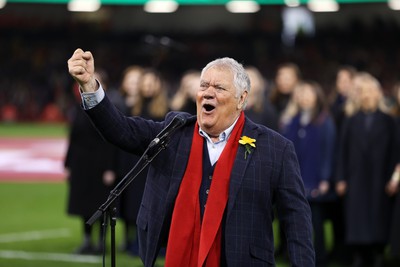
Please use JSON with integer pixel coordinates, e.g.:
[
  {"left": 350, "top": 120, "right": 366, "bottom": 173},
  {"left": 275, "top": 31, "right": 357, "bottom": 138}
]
[{"left": 67, "top": 48, "right": 98, "bottom": 92}]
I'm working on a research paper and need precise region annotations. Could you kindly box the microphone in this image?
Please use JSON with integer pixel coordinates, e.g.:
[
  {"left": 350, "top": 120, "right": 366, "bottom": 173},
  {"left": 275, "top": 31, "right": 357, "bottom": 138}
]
[{"left": 148, "top": 114, "right": 186, "bottom": 148}]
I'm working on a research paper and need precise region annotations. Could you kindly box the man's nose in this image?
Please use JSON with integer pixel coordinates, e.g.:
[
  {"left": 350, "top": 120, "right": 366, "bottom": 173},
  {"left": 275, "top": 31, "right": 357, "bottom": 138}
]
[{"left": 203, "top": 86, "right": 216, "bottom": 98}]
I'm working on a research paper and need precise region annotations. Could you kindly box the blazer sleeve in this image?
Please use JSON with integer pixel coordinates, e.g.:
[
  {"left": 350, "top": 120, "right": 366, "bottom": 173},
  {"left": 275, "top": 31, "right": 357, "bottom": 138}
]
[
  {"left": 84, "top": 95, "right": 169, "bottom": 155},
  {"left": 274, "top": 140, "right": 315, "bottom": 267}
]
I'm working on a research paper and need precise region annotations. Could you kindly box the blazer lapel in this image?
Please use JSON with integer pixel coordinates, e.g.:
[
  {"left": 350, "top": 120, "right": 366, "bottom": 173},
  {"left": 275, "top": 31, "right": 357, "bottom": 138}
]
[{"left": 227, "top": 119, "right": 259, "bottom": 218}]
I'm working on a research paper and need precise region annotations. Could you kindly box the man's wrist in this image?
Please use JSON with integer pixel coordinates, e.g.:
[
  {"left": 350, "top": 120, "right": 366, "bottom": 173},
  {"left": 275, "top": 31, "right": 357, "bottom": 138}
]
[{"left": 80, "top": 78, "right": 99, "bottom": 93}]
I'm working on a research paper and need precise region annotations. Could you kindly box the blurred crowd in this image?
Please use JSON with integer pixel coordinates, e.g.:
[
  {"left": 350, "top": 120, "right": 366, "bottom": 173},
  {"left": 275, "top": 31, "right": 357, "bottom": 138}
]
[
  {"left": 2, "top": 14, "right": 400, "bottom": 267},
  {"left": 1, "top": 15, "right": 400, "bottom": 123}
]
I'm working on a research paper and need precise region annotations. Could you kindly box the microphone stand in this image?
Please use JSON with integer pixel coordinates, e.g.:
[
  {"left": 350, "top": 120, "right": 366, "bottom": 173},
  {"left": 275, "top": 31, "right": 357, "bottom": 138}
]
[{"left": 86, "top": 137, "right": 171, "bottom": 267}]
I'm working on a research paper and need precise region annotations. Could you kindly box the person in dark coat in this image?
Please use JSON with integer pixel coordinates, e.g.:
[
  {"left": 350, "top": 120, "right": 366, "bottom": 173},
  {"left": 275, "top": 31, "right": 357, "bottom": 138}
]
[
  {"left": 268, "top": 63, "right": 302, "bottom": 259},
  {"left": 281, "top": 81, "right": 336, "bottom": 267},
  {"left": 68, "top": 49, "right": 315, "bottom": 267},
  {"left": 327, "top": 65, "right": 357, "bottom": 265},
  {"left": 336, "top": 72, "right": 398, "bottom": 267},
  {"left": 65, "top": 79, "right": 117, "bottom": 254}
]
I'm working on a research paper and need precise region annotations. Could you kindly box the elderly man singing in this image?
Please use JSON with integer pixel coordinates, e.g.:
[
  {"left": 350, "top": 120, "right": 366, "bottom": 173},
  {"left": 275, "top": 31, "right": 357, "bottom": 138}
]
[{"left": 68, "top": 48, "right": 315, "bottom": 267}]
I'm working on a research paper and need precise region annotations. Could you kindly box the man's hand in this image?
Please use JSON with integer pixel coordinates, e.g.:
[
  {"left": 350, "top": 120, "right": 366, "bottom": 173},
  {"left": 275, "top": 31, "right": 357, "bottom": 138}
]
[{"left": 67, "top": 48, "right": 98, "bottom": 92}]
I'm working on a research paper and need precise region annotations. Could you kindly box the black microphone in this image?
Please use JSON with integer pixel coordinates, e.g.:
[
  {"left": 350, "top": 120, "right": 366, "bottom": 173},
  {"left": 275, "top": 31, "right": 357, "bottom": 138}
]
[{"left": 148, "top": 114, "right": 186, "bottom": 148}]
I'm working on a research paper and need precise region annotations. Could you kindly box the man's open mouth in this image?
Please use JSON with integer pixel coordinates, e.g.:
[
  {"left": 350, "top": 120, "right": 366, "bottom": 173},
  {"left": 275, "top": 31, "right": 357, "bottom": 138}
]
[{"left": 203, "top": 104, "right": 215, "bottom": 112}]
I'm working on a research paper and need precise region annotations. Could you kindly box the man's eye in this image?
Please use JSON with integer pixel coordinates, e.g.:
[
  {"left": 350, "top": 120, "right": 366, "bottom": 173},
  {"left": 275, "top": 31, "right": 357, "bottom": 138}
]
[{"left": 200, "top": 83, "right": 209, "bottom": 89}]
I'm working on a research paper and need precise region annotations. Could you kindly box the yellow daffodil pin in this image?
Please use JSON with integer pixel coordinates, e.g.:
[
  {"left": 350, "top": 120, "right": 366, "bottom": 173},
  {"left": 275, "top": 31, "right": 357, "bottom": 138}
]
[{"left": 239, "top": 136, "right": 256, "bottom": 159}]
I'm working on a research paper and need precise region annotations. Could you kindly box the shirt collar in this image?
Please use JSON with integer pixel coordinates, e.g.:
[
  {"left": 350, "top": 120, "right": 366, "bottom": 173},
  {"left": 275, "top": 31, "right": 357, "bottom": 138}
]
[{"left": 198, "top": 116, "right": 239, "bottom": 144}]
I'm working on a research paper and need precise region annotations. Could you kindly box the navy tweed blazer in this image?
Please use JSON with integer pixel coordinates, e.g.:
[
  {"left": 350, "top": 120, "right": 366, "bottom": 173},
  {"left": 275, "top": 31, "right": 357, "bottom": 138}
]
[{"left": 86, "top": 95, "right": 315, "bottom": 267}]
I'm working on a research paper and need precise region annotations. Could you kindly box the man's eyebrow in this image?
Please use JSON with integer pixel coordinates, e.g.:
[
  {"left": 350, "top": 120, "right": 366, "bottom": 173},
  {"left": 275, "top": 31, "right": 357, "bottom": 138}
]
[{"left": 200, "top": 80, "right": 226, "bottom": 86}]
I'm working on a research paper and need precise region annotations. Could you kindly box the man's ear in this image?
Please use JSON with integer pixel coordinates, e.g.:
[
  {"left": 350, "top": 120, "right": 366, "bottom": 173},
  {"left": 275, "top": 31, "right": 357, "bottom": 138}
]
[{"left": 237, "top": 91, "right": 248, "bottom": 110}]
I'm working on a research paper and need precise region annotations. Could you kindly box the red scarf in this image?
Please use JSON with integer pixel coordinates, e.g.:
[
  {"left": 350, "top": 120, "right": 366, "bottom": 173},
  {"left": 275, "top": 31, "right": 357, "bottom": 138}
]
[{"left": 165, "top": 112, "right": 245, "bottom": 267}]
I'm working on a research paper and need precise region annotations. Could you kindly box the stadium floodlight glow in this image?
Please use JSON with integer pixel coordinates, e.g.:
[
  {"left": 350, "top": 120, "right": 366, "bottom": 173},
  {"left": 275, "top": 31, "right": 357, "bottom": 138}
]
[
  {"left": 226, "top": 0, "right": 260, "bottom": 13},
  {"left": 144, "top": 0, "right": 179, "bottom": 13},
  {"left": 388, "top": 0, "right": 400, "bottom": 10},
  {"left": 307, "top": 0, "right": 339, "bottom": 12},
  {"left": 0, "top": 0, "right": 6, "bottom": 9},
  {"left": 67, "top": 0, "right": 101, "bottom": 12},
  {"left": 284, "top": 0, "right": 300, "bottom": 7}
]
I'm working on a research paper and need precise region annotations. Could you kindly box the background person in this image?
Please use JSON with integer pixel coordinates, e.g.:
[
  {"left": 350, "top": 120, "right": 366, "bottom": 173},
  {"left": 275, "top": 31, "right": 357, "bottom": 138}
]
[
  {"left": 335, "top": 72, "right": 398, "bottom": 267},
  {"left": 244, "top": 66, "right": 279, "bottom": 131},
  {"left": 281, "top": 80, "right": 336, "bottom": 267},
  {"left": 269, "top": 62, "right": 302, "bottom": 258},
  {"left": 133, "top": 68, "right": 169, "bottom": 120},
  {"left": 64, "top": 70, "right": 117, "bottom": 255},
  {"left": 326, "top": 65, "right": 357, "bottom": 265},
  {"left": 269, "top": 62, "right": 302, "bottom": 121},
  {"left": 119, "top": 65, "right": 144, "bottom": 115},
  {"left": 170, "top": 69, "right": 201, "bottom": 114}
]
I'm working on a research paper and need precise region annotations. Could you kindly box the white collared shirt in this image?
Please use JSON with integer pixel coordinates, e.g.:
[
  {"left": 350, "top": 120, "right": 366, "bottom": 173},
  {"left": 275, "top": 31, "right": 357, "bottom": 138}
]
[{"left": 199, "top": 117, "right": 238, "bottom": 165}]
